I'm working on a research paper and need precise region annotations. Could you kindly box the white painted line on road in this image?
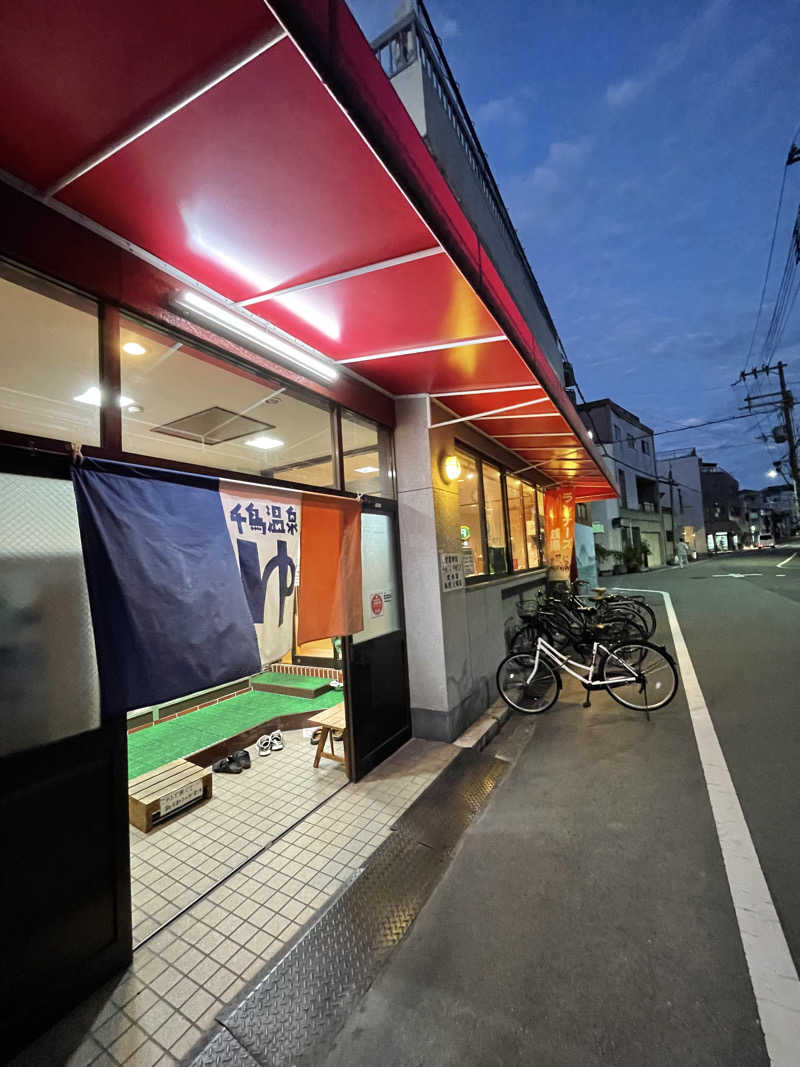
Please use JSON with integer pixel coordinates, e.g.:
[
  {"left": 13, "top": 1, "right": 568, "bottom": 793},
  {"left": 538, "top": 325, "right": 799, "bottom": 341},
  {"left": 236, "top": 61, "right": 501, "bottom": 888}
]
[
  {"left": 615, "top": 588, "right": 800, "bottom": 1066},
  {"left": 777, "top": 553, "right": 796, "bottom": 568}
]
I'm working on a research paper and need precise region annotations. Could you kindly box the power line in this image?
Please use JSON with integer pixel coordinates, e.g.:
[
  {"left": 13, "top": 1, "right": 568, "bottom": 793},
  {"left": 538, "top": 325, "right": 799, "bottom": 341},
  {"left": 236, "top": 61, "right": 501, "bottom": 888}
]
[{"left": 742, "top": 123, "right": 800, "bottom": 374}]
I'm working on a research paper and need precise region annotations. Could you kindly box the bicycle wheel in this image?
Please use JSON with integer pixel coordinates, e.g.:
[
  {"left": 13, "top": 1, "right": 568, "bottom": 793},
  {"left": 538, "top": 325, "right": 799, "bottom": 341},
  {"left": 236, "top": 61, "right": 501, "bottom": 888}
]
[
  {"left": 601, "top": 642, "right": 678, "bottom": 712},
  {"left": 497, "top": 653, "right": 560, "bottom": 714},
  {"left": 616, "top": 600, "right": 657, "bottom": 638},
  {"left": 509, "top": 624, "right": 537, "bottom": 653}
]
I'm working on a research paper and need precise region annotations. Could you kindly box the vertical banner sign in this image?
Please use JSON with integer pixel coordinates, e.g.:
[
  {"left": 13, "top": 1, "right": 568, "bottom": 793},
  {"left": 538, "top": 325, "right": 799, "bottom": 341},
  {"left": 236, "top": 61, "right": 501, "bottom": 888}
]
[
  {"left": 544, "top": 488, "right": 576, "bottom": 582},
  {"left": 219, "top": 482, "right": 301, "bottom": 667}
]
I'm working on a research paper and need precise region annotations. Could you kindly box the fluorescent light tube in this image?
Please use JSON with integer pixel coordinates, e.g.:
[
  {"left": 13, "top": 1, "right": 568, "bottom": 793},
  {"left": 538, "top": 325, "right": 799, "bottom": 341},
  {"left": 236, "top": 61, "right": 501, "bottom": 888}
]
[{"left": 175, "top": 290, "right": 339, "bottom": 384}]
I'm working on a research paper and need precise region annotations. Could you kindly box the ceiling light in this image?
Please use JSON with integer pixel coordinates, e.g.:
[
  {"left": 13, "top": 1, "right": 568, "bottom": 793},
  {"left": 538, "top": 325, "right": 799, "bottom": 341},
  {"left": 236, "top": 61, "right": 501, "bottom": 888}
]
[
  {"left": 246, "top": 435, "right": 284, "bottom": 450},
  {"left": 122, "top": 342, "right": 147, "bottom": 355},
  {"left": 74, "top": 386, "right": 135, "bottom": 407},
  {"left": 355, "top": 466, "right": 380, "bottom": 474},
  {"left": 442, "top": 455, "right": 462, "bottom": 483},
  {"left": 175, "top": 290, "right": 339, "bottom": 384}
]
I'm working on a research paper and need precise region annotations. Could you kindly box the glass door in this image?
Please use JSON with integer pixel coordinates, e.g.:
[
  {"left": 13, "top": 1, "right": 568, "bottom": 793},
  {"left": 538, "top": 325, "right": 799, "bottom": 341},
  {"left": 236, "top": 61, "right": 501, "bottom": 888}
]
[{"left": 344, "top": 502, "right": 410, "bottom": 780}]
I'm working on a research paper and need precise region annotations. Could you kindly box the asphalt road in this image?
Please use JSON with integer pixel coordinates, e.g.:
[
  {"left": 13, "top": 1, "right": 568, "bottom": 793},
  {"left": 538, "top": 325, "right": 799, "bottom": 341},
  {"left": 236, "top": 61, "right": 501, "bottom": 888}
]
[
  {"left": 615, "top": 547, "right": 800, "bottom": 975},
  {"left": 318, "top": 553, "right": 800, "bottom": 1065}
]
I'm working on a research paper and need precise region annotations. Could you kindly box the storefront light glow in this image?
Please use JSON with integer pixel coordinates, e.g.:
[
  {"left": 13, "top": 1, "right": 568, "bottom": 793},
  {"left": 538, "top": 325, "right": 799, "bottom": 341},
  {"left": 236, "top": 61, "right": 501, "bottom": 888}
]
[
  {"left": 354, "top": 466, "right": 379, "bottom": 473},
  {"left": 245, "top": 435, "right": 284, "bottom": 450},
  {"left": 442, "top": 454, "right": 462, "bottom": 482},
  {"left": 122, "top": 342, "right": 146, "bottom": 355},
  {"left": 175, "top": 290, "right": 339, "bottom": 384},
  {"left": 74, "top": 386, "right": 135, "bottom": 407}
]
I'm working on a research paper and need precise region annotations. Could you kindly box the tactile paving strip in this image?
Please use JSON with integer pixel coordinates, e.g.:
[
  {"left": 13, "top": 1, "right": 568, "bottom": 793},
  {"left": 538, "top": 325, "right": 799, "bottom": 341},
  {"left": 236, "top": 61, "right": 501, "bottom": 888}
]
[{"left": 189, "top": 748, "right": 507, "bottom": 1067}]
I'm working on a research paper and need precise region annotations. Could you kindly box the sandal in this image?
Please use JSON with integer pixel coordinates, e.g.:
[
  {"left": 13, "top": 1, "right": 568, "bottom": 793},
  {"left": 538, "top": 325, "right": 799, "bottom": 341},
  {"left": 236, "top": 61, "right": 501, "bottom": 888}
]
[
  {"left": 257, "top": 735, "right": 272, "bottom": 757},
  {"left": 212, "top": 755, "right": 242, "bottom": 774},
  {"left": 310, "top": 727, "right": 322, "bottom": 745},
  {"left": 332, "top": 729, "right": 344, "bottom": 742},
  {"left": 232, "top": 749, "right": 251, "bottom": 770},
  {"left": 269, "top": 730, "right": 284, "bottom": 751}
]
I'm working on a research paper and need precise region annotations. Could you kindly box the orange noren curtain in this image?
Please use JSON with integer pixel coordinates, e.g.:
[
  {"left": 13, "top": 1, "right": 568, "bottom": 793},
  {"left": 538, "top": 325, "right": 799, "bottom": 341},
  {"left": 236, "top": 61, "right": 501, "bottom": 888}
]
[{"left": 297, "top": 496, "right": 363, "bottom": 644}]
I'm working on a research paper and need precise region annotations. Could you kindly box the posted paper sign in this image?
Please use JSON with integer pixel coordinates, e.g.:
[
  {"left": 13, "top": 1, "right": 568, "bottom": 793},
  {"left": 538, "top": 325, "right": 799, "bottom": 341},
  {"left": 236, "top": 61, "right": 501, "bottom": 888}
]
[{"left": 544, "top": 488, "right": 575, "bottom": 581}]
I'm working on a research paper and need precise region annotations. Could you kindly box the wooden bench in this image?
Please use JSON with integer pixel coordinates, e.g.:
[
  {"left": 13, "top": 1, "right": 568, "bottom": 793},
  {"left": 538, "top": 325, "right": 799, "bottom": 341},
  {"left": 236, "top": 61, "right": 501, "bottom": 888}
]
[
  {"left": 309, "top": 703, "right": 349, "bottom": 778},
  {"left": 128, "top": 759, "right": 212, "bottom": 833}
]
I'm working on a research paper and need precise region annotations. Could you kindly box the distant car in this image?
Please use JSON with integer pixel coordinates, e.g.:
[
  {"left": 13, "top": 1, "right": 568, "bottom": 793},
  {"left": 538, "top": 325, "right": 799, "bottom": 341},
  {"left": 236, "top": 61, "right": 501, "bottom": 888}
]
[{"left": 758, "top": 534, "right": 775, "bottom": 549}]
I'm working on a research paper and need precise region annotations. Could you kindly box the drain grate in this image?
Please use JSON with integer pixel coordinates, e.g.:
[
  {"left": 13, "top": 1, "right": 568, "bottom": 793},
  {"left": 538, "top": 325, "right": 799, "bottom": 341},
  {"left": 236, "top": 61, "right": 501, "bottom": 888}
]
[{"left": 189, "top": 748, "right": 507, "bottom": 1067}]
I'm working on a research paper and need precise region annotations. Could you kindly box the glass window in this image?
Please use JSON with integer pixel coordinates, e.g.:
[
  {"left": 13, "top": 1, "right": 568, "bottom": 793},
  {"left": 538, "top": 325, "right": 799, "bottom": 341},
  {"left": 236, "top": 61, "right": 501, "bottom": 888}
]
[
  {"left": 614, "top": 425, "right": 622, "bottom": 442},
  {"left": 507, "top": 478, "right": 527, "bottom": 570},
  {"left": 641, "top": 439, "right": 650, "bottom": 454},
  {"left": 618, "top": 468, "right": 628, "bottom": 507},
  {"left": 341, "top": 411, "right": 395, "bottom": 498},
  {"left": 120, "top": 316, "right": 336, "bottom": 487},
  {"left": 524, "top": 483, "right": 542, "bottom": 568},
  {"left": 0, "top": 262, "right": 100, "bottom": 445},
  {"left": 456, "top": 449, "right": 484, "bottom": 576},
  {"left": 482, "top": 463, "right": 508, "bottom": 575},
  {"left": 536, "top": 488, "right": 547, "bottom": 563},
  {"left": 627, "top": 433, "right": 635, "bottom": 448}
]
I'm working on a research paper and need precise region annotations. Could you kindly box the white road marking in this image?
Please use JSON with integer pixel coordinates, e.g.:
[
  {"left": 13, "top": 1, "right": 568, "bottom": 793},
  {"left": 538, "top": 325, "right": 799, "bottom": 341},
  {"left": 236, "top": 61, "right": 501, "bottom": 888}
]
[
  {"left": 611, "top": 587, "right": 800, "bottom": 1065},
  {"left": 712, "top": 573, "right": 764, "bottom": 579},
  {"left": 777, "top": 553, "right": 796, "bottom": 568}
]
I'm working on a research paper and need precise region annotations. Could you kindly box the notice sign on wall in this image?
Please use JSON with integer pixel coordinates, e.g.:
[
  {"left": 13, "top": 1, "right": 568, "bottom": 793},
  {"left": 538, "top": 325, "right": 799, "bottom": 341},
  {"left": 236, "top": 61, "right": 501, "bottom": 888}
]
[{"left": 440, "top": 552, "right": 465, "bottom": 592}]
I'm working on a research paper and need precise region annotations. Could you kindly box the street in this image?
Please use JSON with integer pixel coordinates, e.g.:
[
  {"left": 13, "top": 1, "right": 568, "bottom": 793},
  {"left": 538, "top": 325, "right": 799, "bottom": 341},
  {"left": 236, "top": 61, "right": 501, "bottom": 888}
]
[{"left": 319, "top": 552, "right": 800, "bottom": 1067}]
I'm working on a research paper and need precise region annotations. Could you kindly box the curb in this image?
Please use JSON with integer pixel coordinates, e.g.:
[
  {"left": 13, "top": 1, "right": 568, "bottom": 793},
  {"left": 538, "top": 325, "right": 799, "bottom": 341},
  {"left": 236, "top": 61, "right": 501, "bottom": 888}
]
[{"left": 452, "top": 698, "right": 510, "bottom": 752}]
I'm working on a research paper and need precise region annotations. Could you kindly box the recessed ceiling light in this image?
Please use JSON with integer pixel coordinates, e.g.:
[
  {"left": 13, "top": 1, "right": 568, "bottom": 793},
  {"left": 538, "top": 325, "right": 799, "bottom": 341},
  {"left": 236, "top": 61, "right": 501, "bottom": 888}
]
[
  {"left": 354, "top": 466, "right": 380, "bottom": 474},
  {"left": 74, "top": 386, "right": 135, "bottom": 408},
  {"left": 122, "top": 342, "right": 147, "bottom": 355},
  {"left": 245, "top": 435, "right": 284, "bottom": 450}
]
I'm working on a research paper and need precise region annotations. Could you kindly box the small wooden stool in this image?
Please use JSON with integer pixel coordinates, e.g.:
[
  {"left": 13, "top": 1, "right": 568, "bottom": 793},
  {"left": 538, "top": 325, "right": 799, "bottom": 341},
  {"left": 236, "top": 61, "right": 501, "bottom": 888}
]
[
  {"left": 128, "top": 758, "right": 212, "bottom": 832},
  {"left": 309, "top": 703, "right": 349, "bottom": 778}
]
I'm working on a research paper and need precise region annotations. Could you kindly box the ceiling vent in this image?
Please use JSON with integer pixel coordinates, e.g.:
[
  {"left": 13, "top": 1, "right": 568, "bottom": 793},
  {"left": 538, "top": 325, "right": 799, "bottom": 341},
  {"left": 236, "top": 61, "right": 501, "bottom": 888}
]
[{"left": 151, "top": 406, "right": 275, "bottom": 445}]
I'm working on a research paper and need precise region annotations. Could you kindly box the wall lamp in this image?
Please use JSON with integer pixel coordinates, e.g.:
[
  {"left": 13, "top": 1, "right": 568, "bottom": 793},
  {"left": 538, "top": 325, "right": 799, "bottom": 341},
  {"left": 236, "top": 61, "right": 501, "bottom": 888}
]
[{"left": 441, "top": 454, "right": 462, "bottom": 483}]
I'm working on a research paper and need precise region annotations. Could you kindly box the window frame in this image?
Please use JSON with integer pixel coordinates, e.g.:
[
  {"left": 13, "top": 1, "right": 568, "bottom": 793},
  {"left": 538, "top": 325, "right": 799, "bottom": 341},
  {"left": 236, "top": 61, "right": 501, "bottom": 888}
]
[
  {"left": 0, "top": 264, "right": 396, "bottom": 504},
  {"left": 454, "top": 440, "right": 548, "bottom": 584}
]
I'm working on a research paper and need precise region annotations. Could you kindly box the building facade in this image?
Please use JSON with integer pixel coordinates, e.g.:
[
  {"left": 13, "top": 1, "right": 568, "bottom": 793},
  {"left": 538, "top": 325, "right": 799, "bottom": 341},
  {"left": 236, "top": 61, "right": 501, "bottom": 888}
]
[
  {"left": 0, "top": 0, "right": 614, "bottom": 1055},
  {"left": 577, "top": 399, "right": 666, "bottom": 570},
  {"left": 700, "top": 462, "right": 747, "bottom": 551},
  {"left": 657, "top": 448, "right": 707, "bottom": 557}
]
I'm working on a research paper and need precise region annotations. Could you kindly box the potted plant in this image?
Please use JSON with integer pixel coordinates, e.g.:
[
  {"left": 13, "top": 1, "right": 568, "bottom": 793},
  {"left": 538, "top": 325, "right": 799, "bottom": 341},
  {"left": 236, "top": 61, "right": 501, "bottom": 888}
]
[
  {"left": 595, "top": 542, "right": 615, "bottom": 576},
  {"left": 640, "top": 541, "right": 651, "bottom": 570},
  {"left": 622, "top": 544, "right": 643, "bottom": 573}
]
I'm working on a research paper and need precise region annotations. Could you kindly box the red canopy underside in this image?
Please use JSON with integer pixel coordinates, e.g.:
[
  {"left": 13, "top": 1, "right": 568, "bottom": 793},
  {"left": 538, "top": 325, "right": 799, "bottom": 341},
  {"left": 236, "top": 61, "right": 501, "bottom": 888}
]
[{"left": 0, "top": 0, "right": 614, "bottom": 500}]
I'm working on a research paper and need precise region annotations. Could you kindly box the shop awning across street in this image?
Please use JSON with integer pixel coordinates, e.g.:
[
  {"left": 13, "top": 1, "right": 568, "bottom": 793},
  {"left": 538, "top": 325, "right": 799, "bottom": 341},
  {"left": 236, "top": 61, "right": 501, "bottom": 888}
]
[{"left": 0, "top": 0, "right": 615, "bottom": 502}]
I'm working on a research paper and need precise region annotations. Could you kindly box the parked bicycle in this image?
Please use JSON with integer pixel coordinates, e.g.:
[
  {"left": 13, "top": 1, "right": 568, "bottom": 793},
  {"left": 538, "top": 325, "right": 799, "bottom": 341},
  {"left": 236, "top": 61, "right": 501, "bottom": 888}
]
[
  {"left": 497, "top": 633, "right": 679, "bottom": 720},
  {"left": 508, "top": 582, "right": 653, "bottom": 659}
]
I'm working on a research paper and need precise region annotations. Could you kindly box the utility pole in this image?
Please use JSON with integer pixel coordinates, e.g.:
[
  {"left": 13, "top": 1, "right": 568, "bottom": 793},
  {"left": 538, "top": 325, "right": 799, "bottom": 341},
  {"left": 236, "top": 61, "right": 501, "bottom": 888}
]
[
  {"left": 736, "top": 361, "right": 800, "bottom": 532},
  {"left": 668, "top": 468, "right": 677, "bottom": 558}
]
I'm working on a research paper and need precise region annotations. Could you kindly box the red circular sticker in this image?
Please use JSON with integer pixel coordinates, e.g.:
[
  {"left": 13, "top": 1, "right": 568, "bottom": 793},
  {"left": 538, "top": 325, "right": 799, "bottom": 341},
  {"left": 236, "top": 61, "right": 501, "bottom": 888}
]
[{"left": 370, "top": 593, "right": 383, "bottom": 617}]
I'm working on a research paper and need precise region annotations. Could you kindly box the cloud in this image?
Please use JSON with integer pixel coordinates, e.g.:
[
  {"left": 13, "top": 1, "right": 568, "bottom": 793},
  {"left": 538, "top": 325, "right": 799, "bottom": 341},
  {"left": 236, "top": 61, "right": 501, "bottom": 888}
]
[
  {"left": 440, "top": 15, "right": 460, "bottom": 39},
  {"left": 529, "top": 135, "right": 594, "bottom": 193},
  {"left": 475, "top": 89, "right": 535, "bottom": 129},
  {"left": 605, "top": 0, "right": 730, "bottom": 110}
]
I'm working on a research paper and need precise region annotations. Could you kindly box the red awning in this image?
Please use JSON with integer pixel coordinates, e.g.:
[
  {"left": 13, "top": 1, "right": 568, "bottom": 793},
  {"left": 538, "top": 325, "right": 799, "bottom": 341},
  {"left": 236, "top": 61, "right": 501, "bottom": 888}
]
[{"left": 0, "top": 0, "right": 614, "bottom": 501}]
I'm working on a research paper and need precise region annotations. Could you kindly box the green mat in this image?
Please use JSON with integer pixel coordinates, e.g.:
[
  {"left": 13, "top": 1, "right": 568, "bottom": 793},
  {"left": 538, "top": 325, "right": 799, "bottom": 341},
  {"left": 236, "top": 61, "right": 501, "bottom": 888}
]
[
  {"left": 127, "top": 687, "right": 343, "bottom": 780},
  {"left": 251, "top": 670, "right": 332, "bottom": 689}
]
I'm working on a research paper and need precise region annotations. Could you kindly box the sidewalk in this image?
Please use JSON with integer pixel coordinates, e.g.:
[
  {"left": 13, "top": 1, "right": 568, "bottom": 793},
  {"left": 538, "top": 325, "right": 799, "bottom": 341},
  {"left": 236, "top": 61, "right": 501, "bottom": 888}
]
[
  {"left": 319, "top": 650, "right": 769, "bottom": 1064},
  {"left": 12, "top": 738, "right": 460, "bottom": 1067}
]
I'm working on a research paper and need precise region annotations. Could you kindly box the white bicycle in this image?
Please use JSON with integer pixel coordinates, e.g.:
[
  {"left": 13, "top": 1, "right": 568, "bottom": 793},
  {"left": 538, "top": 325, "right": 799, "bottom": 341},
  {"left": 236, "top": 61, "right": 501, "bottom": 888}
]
[{"left": 497, "top": 635, "right": 679, "bottom": 720}]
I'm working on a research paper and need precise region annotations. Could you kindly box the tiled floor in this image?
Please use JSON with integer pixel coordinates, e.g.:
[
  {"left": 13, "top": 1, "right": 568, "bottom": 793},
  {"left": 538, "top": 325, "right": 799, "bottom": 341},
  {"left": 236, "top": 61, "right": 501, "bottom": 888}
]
[
  {"left": 131, "top": 730, "right": 345, "bottom": 944},
  {"left": 14, "top": 738, "right": 458, "bottom": 1067}
]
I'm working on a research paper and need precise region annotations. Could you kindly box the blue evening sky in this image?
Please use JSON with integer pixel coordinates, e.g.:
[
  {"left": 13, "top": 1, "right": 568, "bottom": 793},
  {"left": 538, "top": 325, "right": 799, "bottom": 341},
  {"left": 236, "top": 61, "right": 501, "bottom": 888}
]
[{"left": 349, "top": 0, "right": 800, "bottom": 488}]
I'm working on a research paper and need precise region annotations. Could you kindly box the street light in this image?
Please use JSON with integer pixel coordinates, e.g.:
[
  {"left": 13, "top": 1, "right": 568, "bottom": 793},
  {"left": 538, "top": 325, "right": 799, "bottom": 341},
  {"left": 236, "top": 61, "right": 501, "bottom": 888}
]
[{"left": 766, "top": 469, "right": 779, "bottom": 479}]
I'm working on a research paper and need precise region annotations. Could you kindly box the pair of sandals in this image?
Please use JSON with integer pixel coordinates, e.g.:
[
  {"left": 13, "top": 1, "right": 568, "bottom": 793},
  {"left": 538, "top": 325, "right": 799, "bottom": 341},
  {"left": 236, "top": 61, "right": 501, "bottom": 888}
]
[
  {"left": 212, "top": 749, "right": 251, "bottom": 775},
  {"left": 310, "top": 727, "right": 344, "bottom": 745},
  {"left": 257, "top": 730, "right": 284, "bottom": 756}
]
